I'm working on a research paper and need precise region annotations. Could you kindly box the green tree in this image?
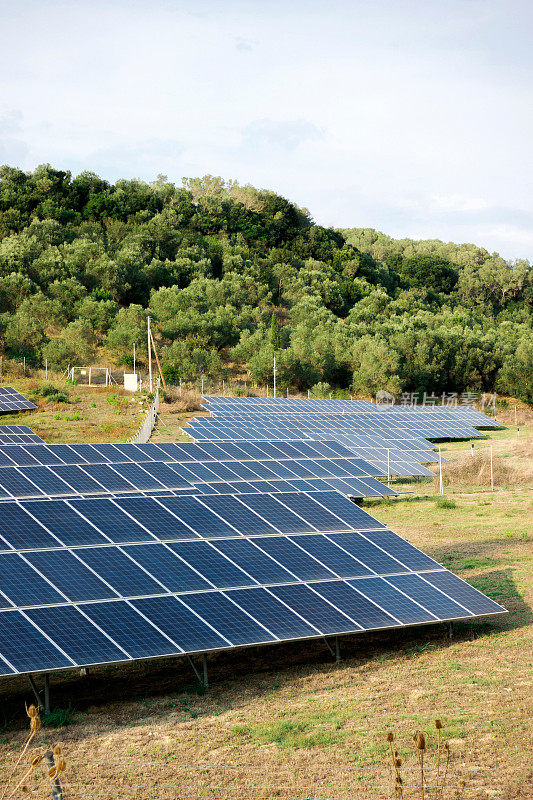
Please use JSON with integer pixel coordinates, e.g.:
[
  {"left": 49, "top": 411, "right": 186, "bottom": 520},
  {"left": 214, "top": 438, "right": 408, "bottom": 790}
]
[{"left": 270, "top": 312, "right": 280, "bottom": 349}]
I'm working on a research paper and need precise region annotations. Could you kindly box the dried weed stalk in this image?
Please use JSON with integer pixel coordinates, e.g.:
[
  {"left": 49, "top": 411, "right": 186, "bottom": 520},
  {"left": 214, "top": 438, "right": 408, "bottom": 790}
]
[
  {"left": 385, "top": 719, "right": 465, "bottom": 799},
  {"left": 1, "top": 705, "right": 67, "bottom": 799}
]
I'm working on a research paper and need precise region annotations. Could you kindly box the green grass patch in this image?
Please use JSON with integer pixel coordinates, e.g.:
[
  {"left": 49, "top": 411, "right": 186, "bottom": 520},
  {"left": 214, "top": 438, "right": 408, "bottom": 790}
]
[
  {"left": 435, "top": 496, "right": 456, "bottom": 509},
  {"left": 42, "top": 704, "right": 77, "bottom": 728},
  {"left": 232, "top": 707, "right": 350, "bottom": 749}
]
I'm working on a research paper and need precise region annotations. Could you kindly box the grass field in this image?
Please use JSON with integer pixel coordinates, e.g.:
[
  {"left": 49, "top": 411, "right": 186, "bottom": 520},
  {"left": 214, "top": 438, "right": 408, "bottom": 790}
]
[
  {"left": 0, "top": 394, "right": 531, "bottom": 799},
  {"left": 0, "top": 375, "right": 150, "bottom": 443}
]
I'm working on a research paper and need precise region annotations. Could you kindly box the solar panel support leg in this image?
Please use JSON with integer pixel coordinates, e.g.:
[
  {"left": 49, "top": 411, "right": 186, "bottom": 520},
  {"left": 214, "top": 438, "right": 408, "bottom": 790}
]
[
  {"left": 323, "top": 638, "right": 334, "bottom": 658},
  {"left": 202, "top": 654, "right": 209, "bottom": 689},
  {"left": 27, "top": 674, "right": 42, "bottom": 709},
  {"left": 27, "top": 673, "right": 51, "bottom": 714},
  {"left": 44, "top": 674, "right": 51, "bottom": 715},
  {"left": 448, "top": 622, "right": 453, "bottom": 639},
  {"left": 335, "top": 636, "right": 341, "bottom": 663},
  {"left": 186, "top": 655, "right": 202, "bottom": 686}
]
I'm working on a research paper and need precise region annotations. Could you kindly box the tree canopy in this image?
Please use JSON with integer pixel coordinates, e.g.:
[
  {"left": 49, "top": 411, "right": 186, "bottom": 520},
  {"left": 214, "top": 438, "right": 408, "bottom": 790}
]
[{"left": 0, "top": 164, "right": 531, "bottom": 401}]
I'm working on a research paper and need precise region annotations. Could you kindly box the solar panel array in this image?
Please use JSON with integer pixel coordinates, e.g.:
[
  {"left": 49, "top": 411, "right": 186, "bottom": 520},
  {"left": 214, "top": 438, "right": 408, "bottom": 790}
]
[
  {"left": 0, "top": 395, "right": 506, "bottom": 680},
  {"left": 0, "top": 426, "right": 44, "bottom": 445},
  {"left": 0, "top": 441, "right": 395, "bottom": 500},
  {"left": 0, "top": 489, "right": 505, "bottom": 676},
  {"left": 202, "top": 397, "right": 502, "bottom": 429},
  {"left": 187, "top": 398, "right": 502, "bottom": 477},
  {"left": 0, "top": 387, "right": 37, "bottom": 414}
]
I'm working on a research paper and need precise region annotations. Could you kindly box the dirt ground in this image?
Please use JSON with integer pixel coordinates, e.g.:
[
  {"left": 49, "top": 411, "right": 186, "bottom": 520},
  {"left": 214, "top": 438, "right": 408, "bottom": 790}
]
[{"left": 0, "top": 399, "right": 531, "bottom": 799}]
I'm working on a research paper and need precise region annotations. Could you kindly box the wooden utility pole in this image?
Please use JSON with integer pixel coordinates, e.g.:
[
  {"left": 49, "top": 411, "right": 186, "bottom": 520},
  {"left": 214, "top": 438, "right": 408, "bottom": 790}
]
[{"left": 149, "top": 329, "right": 167, "bottom": 390}]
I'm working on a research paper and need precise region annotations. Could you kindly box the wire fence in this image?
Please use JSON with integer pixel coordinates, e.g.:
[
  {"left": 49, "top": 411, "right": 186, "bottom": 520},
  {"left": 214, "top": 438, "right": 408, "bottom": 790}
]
[{"left": 126, "top": 379, "right": 160, "bottom": 444}]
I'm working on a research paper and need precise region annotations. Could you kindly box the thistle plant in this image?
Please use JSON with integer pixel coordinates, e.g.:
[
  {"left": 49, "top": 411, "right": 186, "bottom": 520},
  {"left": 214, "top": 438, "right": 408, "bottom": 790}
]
[
  {"left": 385, "top": 719, "right": 465, "bottom": 799},
  {"left": 1, "top": 705, "right": 66, "bottom": 799}
]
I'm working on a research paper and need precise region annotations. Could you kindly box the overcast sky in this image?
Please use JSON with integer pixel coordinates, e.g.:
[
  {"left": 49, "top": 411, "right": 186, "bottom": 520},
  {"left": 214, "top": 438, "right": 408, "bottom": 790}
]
[{"left": 1, "top": 0, "right": 531, "bottom": 260}]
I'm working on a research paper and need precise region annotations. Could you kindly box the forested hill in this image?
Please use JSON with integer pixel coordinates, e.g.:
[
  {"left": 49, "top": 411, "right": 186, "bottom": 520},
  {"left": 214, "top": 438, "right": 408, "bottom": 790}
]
[{"left": 0, "top": 165, "right": 531, "bottom": 401}]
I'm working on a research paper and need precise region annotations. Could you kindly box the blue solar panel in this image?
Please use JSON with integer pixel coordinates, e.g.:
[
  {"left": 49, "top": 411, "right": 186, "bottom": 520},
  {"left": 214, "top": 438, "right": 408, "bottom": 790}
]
[
  {"left": 228, "top": 587, "right": 319, "bottom": 639},
  {"left": 269, "top": 584, "right": 359, "bottom": 634},
  {"left": 167, "top": 541, "right": 256, "bottom": 588},
  {"left": 122, "top": 544, "right": 212, "bottom": 592},
  {"left": 25, "top": 550, "right": 119, "bottom": 602},
  {"left": 131, "top": 596, "right": 228, "bottom": 651},
  {"left": 26, "top": 605, "right": 127, "bottom": 665},
  {"left": 316, "top": 581, "right": 399, "bottom": 629},
  {"left": 77, "top": 547, "right": 165, "bottom": 597},
  {"left": 181, "top": 592, "right": 275, "bottom": 646},
  {"left": 0, "top": 612, "right": 72, "bottom": 672}
]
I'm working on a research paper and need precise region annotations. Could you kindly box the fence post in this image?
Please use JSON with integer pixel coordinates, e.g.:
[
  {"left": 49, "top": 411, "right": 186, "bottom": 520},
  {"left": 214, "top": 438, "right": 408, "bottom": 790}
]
[
  {"left": 439, "top": 446, "right": 444, "bottom": 494},
  {"left": 490, "top": 444, "right": 494, "bottom": 491},
  {"left": 471, "top": 442, "right": 474, "bottom": 457},
  {"left": 386, "top": 449, "right": 390, "bottom": 488}
]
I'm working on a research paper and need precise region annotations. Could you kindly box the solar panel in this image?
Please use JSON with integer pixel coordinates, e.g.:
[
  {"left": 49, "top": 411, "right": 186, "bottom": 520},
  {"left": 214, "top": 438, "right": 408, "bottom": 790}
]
[
  {"left": 0, "top": 388, "right": 37, "bottom": 414},
  {"left": 0, "top": 489, "right": 506, "bottom": 677},
  {"left": 0, "top": 426, "right": 43, "bottom": 445}
]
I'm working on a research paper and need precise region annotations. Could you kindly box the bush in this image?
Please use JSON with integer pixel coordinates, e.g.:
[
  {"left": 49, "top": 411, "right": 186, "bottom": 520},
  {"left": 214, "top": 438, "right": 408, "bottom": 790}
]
[{"left": 435, "top": 496, "right": 456, "bottom": 509}]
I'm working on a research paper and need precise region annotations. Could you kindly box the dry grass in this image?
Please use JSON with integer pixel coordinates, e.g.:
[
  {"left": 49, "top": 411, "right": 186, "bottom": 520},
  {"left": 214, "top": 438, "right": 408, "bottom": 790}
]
[
  {"left": 160, "top": 388, "right": 204, "bottom": 414},
  {"left": 432, "top": 429, "right": 533, "bottom": 490},
  {"left": 0, "top": 477, "right": 530, "bottom": 800},
  {"left": 0, "top": 376, "right": 147, "bottom": 443}
]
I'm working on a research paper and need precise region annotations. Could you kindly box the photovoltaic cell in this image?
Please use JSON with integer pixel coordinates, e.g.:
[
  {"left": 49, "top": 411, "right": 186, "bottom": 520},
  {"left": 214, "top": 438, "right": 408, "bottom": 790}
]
[
  {"left": 352, "top": 577, "right": 437, "bottom": 624},
  {"left": 22, "top": 501, "right": 109, "bottom": 547},
  {"left": 121, "top": 544, "right": 212, "bottom": 592},
  {"left": 292, "top": 535, "right": 374, "bottom": 578},
  {"left": 317, "top": 581, "right": 400, "bottom": 628},
  {"left": 227, "top": 587, "right": 319, "bottom": 639},
  {"left": 326, "top": 532, "right": 409, "bottom": 574},
  {"left": 0, "top": 612, "right": 72, "bottom": 672},
  {"left": 199, "top": 495, "right": 280, "bottom": 535},
  {"left": 131, "top": 596, "right": 228, "bottom": 651},
  {"left": 253, "top": 537, "right": 336, "bottom": 581},
  {"left": 76, "top": 547, "right": 165, "bottom": 597},
  {"left": 159, "top": 497, "right": 240, "bottom": 538},
  {"left": 0, "top": 505, "right": 60, "bottom": 550},
  {"left": 0, "top": 553, "right": 65, "bottom": 606},
  {"left": 421, "top": 571, "right": 505, "bottom": 616},
  {"left": 269, "top": 583, "right": 359, "bottom": 634},
  {"left": 167, "top": 541, "right": 257, "bottom": 588},
  {"left": 181, "top": 592, "right": 276, "bottom": 645},
  {"left": 83, "top": 601, "right": 181, "bottom": 659},
  {"left": 212, "top": 539, "right": 296, "bottom": 584},
  {"left": 26, "top": 605, "right": 128, "bottom": 665},
  {"left": 25, "top": 550, "right": 119, "bottom": 602},
  {"left": 385, "top": 574, "right": 471, "bottom": 618}
]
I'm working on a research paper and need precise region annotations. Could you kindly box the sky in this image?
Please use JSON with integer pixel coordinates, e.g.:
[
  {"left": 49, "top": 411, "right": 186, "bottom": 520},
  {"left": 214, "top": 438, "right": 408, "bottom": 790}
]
[{"left": 1, "top": 0, "right": 532, "bottom": 261}]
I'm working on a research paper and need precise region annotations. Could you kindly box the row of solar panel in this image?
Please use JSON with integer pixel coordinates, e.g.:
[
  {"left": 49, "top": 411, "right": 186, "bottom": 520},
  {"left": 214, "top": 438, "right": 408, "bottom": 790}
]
[
  {"left": 0, "top": 568, "right": 505, "bottom": 676},
  {"left": 0, "top": 491, "right": 386, "bottom": 551},
  {"left": 0, "top": 439, "right": 436, "bottom": 480},
  {"left": 0, "top": 426, "right": 44, "bottom": 445},
  {"left": 189, "top": 413, "right": 484, "bottom": 432},
  {"left": 0, "top": 439, "right": 358, "bottom": 467},
  {"left": 0, "top": 387, "right": 37, "bottom": 413},
  {"left": 197, "top": 411, "right": 480, "bottom": 427},
  {"left": 188, "top": 419, "right": 483, "bottom": 439},
  {"left": 0, "top": 455, "right": 392, "bottom": 500},
  {"left": 204, "top": 398, "right": 501, "bottom": 428},
  {"left": 0, "top": 528, "right": 444, "bottom": 607}
]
